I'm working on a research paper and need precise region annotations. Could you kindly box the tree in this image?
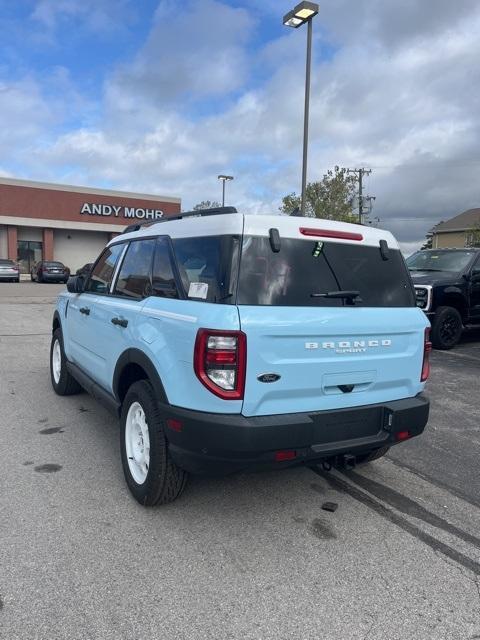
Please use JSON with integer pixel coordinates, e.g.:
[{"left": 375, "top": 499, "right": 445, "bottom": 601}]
[
  {"left": 420, "top": 229, "right": 434, "bottom": 251},
  {"left": 192, "top": 200, "right": 221, "bottom": 211},
  {"left": 279, "top": 166, "right": 358, "bottom": 223}
]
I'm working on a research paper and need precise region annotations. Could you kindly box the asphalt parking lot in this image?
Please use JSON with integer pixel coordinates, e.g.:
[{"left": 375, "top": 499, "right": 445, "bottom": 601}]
[{"left": 1, "top": 282, "right": 479, "bottom": 640}]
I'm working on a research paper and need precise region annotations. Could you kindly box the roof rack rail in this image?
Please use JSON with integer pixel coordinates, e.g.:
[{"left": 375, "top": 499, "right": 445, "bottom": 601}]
[{"left": 121, "top": 206, "right": 238, "bottom": 234}]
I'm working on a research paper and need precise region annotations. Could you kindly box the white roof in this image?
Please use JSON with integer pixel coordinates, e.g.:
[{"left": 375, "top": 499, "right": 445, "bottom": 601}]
[{"left": 111, "top": 213, "right": 399, "bottom": 249}]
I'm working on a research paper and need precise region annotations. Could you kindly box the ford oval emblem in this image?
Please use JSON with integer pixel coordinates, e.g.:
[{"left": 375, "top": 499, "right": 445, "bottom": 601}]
[{"left": 257, "top": 373, "right": 281, "bottom": 383}]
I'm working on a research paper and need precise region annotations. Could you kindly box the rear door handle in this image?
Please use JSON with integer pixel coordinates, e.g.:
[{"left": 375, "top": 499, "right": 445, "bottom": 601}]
[
  {"left": 111, "top": 317, "right": 128, "bottom": 328},
  {"left": 79, "top": 307, "right": 90, "bottom": 315}
]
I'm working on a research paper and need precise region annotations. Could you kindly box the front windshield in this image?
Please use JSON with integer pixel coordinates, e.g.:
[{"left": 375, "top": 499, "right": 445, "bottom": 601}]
[{"left": 406, "top": 250, "right": 474, "bottom": 272}]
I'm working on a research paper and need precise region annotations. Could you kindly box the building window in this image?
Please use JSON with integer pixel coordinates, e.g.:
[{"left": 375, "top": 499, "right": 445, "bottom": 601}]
[{"left": 17, "top": 241, "right": 42, "bottom": 274}]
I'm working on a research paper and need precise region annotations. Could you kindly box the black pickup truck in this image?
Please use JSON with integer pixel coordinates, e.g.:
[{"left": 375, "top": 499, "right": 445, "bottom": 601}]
[{"left": 406, "top": 248, "right": 480, "bottom": 349}]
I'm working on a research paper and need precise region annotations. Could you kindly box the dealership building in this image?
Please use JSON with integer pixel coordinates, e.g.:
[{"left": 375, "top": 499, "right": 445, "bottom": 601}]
[{"left": 0, "top": 177, "right": 181, "bottom": 274}]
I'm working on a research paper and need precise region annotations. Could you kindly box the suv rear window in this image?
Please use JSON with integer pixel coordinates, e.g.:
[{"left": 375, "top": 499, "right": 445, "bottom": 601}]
[
  {"left": 237, "top": 237, "right": 415, "bottom": 307},
  {"left": 0, "top": 259, "right": 14, "bottom": 265}
]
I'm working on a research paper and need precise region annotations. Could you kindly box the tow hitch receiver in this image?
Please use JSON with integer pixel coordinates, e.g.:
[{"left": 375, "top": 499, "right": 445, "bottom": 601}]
[{"left": 340, "top": 454, "right": 356, "bottom": 470}]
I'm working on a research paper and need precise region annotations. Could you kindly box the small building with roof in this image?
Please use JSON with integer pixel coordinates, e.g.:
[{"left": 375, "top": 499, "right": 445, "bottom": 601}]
[{"left": 431, "top": 208, "right": 480, "bottom": 248}]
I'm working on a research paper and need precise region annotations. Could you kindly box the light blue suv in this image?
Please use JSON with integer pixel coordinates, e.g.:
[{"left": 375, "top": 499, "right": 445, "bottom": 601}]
[{"left": 50, "top": 207, "right": 430, "bottom": 505}]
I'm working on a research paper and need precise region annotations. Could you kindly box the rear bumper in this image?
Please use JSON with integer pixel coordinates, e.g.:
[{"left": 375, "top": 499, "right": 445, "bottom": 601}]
[
  {"left": 163, "top": 394, "right": 430, "bottom": 475},
  {"left": 41, "top": 273, "right": 68, "bottom": 281}
]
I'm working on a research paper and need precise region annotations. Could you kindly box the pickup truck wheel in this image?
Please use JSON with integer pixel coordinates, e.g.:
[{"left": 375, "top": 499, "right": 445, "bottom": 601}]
[
  {"left": 50, "top": 328, "right": 83, "bottom": 395},
  {"left": 120, "top": 380, "right": 188, "bottom": 506},
  {"left": 355, "top": 446, "right": 390, "bottom": 465},
  {"left": 431, "top": 306, "right": 463, "bottom": 349}
]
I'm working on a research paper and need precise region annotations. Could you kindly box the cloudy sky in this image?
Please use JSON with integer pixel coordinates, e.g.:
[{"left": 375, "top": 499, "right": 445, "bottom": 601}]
[{"left": 1, "top": 0, "right": 480, "bottom": 252}]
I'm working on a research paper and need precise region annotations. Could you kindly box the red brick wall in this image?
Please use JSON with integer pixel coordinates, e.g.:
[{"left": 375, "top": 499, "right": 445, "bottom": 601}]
[{"left": 0, "top": 183, "right": 180, "bottom": 226}]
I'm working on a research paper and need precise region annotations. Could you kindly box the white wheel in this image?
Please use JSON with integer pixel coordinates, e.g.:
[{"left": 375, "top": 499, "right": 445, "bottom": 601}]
[
  {"left": 125, "top": 401, "right": 150, "bottom": 485},
  {"left": 52, "top": 339, "right": 62, "bottom": 384}
]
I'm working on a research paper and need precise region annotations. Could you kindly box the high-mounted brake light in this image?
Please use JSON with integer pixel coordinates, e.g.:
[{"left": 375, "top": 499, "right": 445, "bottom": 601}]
[
  {"left": 300, "top": 227, "right": 363, "bottom": 241},
  {"left": 421, "top": 327, "right": 432, "bottom": 382},
  {"left": 194, "top": 329, "right": 246, "bottom": 400}
]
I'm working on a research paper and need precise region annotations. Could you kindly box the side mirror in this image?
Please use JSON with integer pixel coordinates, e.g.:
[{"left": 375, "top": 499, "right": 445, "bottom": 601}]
[
  {"left": 66, "top": 275, "right": 85, "bottom": 293},
  {"left": 471, "top": 268, "right": 480, "bottom": 283}
]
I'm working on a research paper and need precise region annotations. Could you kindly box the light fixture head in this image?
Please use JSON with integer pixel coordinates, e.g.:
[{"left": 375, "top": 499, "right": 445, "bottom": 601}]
[
  {"left": 218, "top": 174, "right": 234, "bottom": 181},
  {"left": 283, "top": 1, "right": 319, "bottom": 28}
]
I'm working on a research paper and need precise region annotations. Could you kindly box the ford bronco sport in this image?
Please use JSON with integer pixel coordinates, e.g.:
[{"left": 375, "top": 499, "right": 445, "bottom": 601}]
[{"left": 50, "top": 207, "right": 430, "bottom": 505}]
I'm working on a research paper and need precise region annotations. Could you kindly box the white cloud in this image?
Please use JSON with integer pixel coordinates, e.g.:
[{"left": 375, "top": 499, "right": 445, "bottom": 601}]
[
  {"left": 31, "top": 0, "right": 133, "bottom": 34},
  {"left": 107, "top": 0, "right": 254, "bottom": 110}
]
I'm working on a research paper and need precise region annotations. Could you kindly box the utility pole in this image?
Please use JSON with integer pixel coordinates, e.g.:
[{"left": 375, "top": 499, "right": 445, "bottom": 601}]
[{"left": 348, "top": 168, "right": 372, "bottom": 224}]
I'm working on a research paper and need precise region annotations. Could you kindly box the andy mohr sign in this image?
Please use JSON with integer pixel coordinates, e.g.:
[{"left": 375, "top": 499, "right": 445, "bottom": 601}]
[{"left": 80, "top": 202, "right": 164, "bottom": 220}]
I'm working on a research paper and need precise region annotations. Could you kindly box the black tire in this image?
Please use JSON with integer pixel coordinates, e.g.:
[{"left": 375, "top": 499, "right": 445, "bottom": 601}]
[
  {"left": 120, "top": 380, "right": 188, "bottom": 506},
  {"left": 355, "top": 446, "right": 390, "bottom": 465},
  {"left": 30, "top": 273, "right": 34, "bottom": 281},
  {"left": 431, "top": 306, "right": 463, "bottom": 350},
  {"left": 50, "top": 328, "right": 83, "bottom": 395}
]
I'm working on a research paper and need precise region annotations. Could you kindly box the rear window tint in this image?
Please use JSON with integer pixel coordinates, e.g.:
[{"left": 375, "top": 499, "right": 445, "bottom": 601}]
[
  {"left": 0, "top": 259, "right": 14, "bottom": 265},
  {"left": 237, "top": 237, "right": 415, "bottom": 307},
  {"left": 171, "top": 235, "right": 239, "bottom": 303},
  {"left": 44, "top": 262, "right": 64, "bottom": 267}
]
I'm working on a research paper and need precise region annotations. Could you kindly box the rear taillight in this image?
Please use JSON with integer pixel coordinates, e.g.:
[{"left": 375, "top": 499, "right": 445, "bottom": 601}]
[
  {"left": 421, "top": 327, "right": 432, "bottom": 382},
  {"left": 274, "top": 450, "right": 297, "bottom": 462},
  {"left": 194, "top": 329, "right": 246, "bottom": 400}
]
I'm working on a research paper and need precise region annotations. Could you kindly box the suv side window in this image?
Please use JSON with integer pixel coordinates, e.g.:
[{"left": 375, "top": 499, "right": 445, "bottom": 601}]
[
  {"left": 152, "top": 237, "right": 179, "bottom": 299},
  {"left": 85, "top": 243, "right": 125, "bottom": 294},
  {"left": 171, "top": 235, "right": 238, "bottom": 303},
  {"left": 114, "top": 239, "right": 156, "bottom": 300}
]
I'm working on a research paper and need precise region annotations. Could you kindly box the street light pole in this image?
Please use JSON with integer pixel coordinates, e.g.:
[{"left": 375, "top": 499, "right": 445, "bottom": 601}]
[
  {"left": 283, "top": 2, "right": 319, "bottom": 217},
  {"left": 301, "top": 17, "right": 313, "bottom": 217},
  {"left": 217, "top": 175, "right": 234, "bottom": 207}
]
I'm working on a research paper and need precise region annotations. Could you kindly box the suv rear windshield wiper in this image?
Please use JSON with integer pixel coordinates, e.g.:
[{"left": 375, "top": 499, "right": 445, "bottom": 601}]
[
  {"left": 311, "top": 290, "right": 361, "bottom": 300},
  {"left": 408, "top": 268, "right": 443, "bottom": 272}
]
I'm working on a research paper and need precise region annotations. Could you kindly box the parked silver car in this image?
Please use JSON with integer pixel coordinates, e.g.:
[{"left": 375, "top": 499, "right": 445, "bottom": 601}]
[{"left": 0, "top": 259, "right": 20, "bottom": 282}]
